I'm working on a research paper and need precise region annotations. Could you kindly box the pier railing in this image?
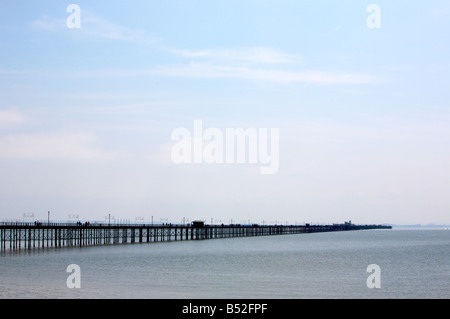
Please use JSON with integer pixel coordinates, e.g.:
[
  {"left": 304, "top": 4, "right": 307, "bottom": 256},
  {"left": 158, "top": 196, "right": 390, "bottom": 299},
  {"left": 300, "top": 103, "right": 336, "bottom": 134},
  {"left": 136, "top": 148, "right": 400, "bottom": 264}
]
[{"left": 0, "top": 222, "right": 391, "bottom": 251}]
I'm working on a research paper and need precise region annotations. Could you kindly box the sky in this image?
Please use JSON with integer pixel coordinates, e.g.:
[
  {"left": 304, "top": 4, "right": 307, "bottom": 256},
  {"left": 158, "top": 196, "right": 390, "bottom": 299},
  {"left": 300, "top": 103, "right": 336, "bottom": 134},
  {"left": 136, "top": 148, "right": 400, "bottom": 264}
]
[{"left": 0, "top": 0, "right": 449, "bottom": 225}]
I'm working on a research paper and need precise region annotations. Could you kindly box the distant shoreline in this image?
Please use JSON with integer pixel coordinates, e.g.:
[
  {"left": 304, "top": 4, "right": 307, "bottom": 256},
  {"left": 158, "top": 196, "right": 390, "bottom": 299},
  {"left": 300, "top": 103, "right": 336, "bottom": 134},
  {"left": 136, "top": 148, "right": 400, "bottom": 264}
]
[{"left": 391, "top": 224, "right": 450, "bottom": 229}]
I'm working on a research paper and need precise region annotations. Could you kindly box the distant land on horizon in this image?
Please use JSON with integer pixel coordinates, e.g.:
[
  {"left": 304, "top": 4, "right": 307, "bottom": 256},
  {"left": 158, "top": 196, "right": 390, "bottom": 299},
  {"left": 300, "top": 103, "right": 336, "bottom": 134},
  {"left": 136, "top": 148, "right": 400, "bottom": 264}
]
[{"left": 390, "top": 224, "right": 450, "bottom": 228}]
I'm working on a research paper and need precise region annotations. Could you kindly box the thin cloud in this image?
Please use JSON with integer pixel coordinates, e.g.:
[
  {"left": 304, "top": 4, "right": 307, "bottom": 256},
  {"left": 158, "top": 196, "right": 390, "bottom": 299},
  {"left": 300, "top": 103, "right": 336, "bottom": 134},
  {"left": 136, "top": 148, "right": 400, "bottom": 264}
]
[
  {"left": 80, "top": 14, "right": 155, "bottom": 44},
  {"left": 0, "top": 109, "right": 26, "bottom": 128},
  {"left": 38, "top": 62, "right": 376, "bottom": 85},
  {"left": 170, "top": 47, "right": 301, "bottom": 65},
  {"left": 30, "top": 11, "right": 156, "bottom": 45},
  {"left": 30, "top": 15, "right": 63, "bottom": 31},
  {"left": 152, "top": 62, "right": 376, "bottom": 84},
  {"left": 0, "top": 131, "right": 120, "bottom": 160},
  {"left": 28, "top": 10, "right": 375, "bottom": 85},
  {"left": 163, "top": 46, "right": 375, "bottom": 84},
  {"left": 2, "top": 60, "right": 376, "bottom": 85}
]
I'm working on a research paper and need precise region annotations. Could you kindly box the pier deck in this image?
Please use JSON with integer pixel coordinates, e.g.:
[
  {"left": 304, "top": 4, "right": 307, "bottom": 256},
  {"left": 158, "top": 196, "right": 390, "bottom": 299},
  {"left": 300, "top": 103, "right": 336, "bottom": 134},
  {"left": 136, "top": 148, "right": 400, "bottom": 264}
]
[{"left": 0, "top": 222, "right": 391, "bottom": 251}]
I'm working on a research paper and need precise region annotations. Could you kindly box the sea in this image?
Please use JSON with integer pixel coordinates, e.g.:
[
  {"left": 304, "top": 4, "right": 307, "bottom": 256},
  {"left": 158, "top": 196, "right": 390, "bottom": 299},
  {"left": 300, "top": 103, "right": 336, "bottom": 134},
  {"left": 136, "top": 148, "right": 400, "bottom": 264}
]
[{"left": 0, "top": 227, "right": 448, "bottom": 299}]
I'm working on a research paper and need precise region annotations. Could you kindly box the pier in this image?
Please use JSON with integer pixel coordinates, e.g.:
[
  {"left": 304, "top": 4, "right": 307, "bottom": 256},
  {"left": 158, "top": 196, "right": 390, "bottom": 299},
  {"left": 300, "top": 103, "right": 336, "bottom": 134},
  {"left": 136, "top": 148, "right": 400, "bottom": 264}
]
[{"left": 0, "top": 221, "right": 391, "bottom": 251}]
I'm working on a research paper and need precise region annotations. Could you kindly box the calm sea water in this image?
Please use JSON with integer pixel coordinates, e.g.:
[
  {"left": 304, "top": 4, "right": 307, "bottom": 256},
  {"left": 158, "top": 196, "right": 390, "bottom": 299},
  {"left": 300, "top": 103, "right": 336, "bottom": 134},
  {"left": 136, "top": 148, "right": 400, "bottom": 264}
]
[{"left": 0, "top": 228, "right": 448, "bottom": 299}]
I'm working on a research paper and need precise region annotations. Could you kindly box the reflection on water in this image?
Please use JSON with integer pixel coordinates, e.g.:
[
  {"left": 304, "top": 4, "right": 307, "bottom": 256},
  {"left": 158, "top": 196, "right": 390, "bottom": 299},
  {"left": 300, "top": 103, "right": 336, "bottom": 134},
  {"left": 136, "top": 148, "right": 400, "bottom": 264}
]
[{"left": 1, "top": 229, "right": 449, "bottom": 298}]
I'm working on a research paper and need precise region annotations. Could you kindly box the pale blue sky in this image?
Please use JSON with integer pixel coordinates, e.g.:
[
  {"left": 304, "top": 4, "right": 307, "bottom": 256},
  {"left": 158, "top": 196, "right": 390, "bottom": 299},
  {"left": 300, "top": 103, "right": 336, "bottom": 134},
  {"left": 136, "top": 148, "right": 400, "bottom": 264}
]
[{"left": 1, "top": 1, "right": 449, "bottom": 224}]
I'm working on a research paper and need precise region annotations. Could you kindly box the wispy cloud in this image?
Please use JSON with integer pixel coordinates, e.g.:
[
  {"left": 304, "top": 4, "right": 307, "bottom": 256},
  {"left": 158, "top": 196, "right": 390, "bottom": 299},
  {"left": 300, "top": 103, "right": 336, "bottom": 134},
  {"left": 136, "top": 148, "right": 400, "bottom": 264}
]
[
  {"left": 152, "top": 62, "right": 376, "bottom": 84},
  {"left": 0, "top": 109, "right": 26, "bottom": 128},
  {"left": 79, "top": 13, "right": 155, "bottom": 44},
  {"left": 30, "top": 11, "right": 155, "bottom": 45},
  {"left": 162, "top": 46, "right": 375, "bottom": 84},
  {"left": 28, "top": 9, "right": 375, "bottom": 85},
  {"left": 1, "top": 60, "right": 377, "bottom": 85},
  {"left": 47, "top": 57, "right": 375, "bottom": 85},
  {"left": 0, "top": 131, "right": 120, "bottom": 160},
  {"left": 169, "top": 47, "right": 301, "bottom": 65},
  {"left": 29, "top": 15, "right": 62, "bottom": 32}
]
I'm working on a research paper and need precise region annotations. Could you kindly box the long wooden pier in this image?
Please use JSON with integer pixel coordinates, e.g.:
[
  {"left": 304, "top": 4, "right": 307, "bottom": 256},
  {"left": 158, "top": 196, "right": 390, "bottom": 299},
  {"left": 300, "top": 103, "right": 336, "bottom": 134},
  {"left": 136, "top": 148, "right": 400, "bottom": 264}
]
[{"left": 0, "top": 221, "right": 391, "bottom": 251}]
